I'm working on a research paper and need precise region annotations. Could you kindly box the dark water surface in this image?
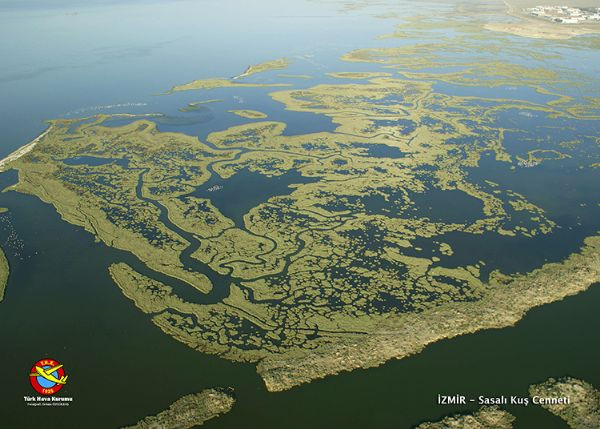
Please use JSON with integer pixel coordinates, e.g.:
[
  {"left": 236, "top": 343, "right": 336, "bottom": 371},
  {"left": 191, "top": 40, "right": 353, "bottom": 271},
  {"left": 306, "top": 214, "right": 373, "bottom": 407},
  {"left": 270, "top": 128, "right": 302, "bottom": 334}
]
[{"left": 192, "top": 168, "right": 319, "bottom": 228}]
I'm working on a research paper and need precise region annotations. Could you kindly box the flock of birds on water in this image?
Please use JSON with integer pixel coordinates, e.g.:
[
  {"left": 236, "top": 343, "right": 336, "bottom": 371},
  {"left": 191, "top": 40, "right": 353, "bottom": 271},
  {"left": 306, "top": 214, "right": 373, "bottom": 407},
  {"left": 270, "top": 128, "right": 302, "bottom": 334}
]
[
  {"left": 518, "top": 160, "right": 540, "bottom": 168},
  {"left": 0, "top": 212, "right": 28, "bottom": 261},
  {"left": 207, "top": 184, "right": 223, "bottom": 192}
]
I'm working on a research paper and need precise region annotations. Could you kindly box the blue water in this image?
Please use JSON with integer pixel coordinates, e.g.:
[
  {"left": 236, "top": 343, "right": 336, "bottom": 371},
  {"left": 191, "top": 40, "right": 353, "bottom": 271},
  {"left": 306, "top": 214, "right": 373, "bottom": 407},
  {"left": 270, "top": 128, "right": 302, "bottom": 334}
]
[{"left": 0, "top": 0, "right": 398, "bottom": 155}]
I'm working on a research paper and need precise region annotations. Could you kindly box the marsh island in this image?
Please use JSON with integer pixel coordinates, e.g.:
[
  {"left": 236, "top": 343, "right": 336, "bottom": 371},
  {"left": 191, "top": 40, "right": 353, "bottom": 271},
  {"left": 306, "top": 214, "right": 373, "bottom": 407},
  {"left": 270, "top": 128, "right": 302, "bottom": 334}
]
[{"left": 122, "top": 388, "right": 235, "bottom": 429}]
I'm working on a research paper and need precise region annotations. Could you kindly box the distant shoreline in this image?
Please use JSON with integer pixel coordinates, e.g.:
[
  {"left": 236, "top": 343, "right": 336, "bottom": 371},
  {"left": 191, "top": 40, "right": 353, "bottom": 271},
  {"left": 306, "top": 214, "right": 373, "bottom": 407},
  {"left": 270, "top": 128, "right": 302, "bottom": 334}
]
[{"left": 484, "top": 0, "right": 600, "bottom": 39}]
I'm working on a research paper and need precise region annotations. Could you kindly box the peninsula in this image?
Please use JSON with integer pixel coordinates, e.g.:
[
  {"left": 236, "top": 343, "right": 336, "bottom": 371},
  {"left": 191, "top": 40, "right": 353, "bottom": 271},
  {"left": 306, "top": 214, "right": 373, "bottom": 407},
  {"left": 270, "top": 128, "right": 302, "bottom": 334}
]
[{"left": 232, "top": 58, "right": 290, "bottom": 80}]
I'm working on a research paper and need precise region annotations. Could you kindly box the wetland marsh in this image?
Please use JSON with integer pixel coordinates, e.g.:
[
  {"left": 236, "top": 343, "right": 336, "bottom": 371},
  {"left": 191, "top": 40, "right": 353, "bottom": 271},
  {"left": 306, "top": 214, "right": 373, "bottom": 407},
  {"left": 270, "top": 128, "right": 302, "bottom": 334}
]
[{"left": 1, "top": 0, "right": 599, "bottom": 427}]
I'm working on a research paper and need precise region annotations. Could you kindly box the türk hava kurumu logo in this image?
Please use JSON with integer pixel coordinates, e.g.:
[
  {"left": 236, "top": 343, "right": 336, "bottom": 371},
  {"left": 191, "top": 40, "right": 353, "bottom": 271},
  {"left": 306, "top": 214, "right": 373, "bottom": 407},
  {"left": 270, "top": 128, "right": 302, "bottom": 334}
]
[{"left": 29, "top": 358, "right": 68, "bottom": 395}]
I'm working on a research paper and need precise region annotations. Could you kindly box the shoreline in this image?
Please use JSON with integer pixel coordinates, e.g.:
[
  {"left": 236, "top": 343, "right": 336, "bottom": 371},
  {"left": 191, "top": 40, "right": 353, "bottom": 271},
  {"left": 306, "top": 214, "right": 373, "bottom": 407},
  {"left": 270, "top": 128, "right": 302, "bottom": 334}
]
[
  {"left": 0, "top": 112, "right": 164, "bottom": 173},
  {"left": 0, "top": 125, "right": 52, "bottom": 172},
  {"left": 258, "top": 235, "right": 600, "bottom": 391}
]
